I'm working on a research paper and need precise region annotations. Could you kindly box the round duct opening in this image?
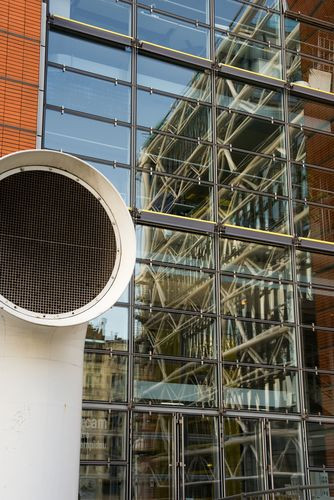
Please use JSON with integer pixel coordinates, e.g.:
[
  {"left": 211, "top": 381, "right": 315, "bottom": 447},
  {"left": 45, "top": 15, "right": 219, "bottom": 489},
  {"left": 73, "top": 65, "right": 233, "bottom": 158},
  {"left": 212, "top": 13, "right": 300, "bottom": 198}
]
[{"left": 0, "top": 169, "right": 117, "bottom": 315}]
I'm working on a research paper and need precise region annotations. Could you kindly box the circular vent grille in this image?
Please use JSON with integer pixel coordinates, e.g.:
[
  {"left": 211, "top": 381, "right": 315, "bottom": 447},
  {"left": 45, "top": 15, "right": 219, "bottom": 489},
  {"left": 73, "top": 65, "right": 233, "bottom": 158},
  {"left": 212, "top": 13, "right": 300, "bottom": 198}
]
[{"left": 0, "top": 170, "right": 117, "bottom": 315}]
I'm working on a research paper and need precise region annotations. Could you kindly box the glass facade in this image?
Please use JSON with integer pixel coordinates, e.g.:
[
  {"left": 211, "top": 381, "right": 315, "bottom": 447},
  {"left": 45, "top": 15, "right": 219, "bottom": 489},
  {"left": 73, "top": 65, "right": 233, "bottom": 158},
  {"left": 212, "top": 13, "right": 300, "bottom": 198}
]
[{"left": 43, "top": 0, "right": 334, "bottom": 498}]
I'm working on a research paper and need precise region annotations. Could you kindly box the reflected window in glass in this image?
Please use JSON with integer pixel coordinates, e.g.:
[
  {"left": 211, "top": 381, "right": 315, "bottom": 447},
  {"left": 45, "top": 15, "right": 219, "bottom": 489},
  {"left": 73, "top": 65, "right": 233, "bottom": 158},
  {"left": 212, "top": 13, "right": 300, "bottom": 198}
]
[
  {"left": 80, "top": 465, "right": 126, "bottom": 500},
  {"left": 81, "top": 410, "right": 126, "bottom": 461},
  {"left": 83, "top": 353, "right": 128, "bottom": 402}
]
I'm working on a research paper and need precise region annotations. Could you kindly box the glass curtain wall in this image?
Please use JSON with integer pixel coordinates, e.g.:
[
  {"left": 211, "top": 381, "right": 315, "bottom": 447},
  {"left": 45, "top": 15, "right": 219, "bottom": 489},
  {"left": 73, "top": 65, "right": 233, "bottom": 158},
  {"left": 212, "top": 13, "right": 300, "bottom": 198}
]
[{"left": 43, "top": 0, "right": 334, "bottom": 498}]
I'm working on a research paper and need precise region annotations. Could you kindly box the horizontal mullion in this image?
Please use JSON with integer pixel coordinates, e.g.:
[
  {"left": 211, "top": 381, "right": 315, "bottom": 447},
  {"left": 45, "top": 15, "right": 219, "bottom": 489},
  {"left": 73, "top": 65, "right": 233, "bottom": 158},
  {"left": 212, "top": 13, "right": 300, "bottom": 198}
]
[
  {"left": 136, "top": 257, "right": 214, "bottom": 273},
  {"left": 48, "top": 61, "right": 131, "bottom": 87},
  {"left": 46, "top": 104, "right": 131, "bottom": 127},
  {"left": 220, "top": 270, "right": 292, "bottom": 285},
  {"left": 136, "top": 2, "right": 210, "bottom": 29},
  {"left": 137, "top": 83, "right": 211, "bottom": 107}
]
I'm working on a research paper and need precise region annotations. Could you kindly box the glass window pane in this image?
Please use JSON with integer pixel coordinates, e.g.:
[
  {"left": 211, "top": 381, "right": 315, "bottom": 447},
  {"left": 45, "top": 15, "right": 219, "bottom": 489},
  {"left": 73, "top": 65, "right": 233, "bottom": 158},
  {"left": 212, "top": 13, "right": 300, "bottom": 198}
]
[
  {"left": 218, "top": 187, "right": 290, "bottom": 234},
  {"left": 137, "top": 131, "right": 212, "bottom": 182},
  {"left": 307, "top": 422, "right": 334, "bottom": 468},
  {"left": 134, "top": 309, "right": 216, "bottom": 359},
  {"left": 135, "top": 263, "right": 215, "bottom": 313},
  {"left": 137, "top": 54, "right": 211, "bottom": 102},
  {"left": 220, "top": 238, "right": 291, "bottom": 280},
  {"left": 215, "top": 32, "right": 282, "bottom": 79},
  {"left": 183, "top": 415, "right": 220, "bottom": 499},
  {"left": 288, "top": 95, "right": 334, "bottom": 133},
  {"left": 270, "top": 421, "right": 304, "bottom": 490},
  {"left": 44, "top": 109, "right": 130, "bottom": 164},
  {"left": 140, "top": 0, "right": 210, "bottom": 24},
  {"left": 309, "top": 471, "right": 334, "bottom": 500},
  {"left": 137, "top": 8, "right": 210, "bottom": 59},
  {"left": 294, "top": 201, "right": 334, "bottom": 243},
  {"left": 49, "top": 0, "right": 131, "bottom": 35},
  {"left": 136, "top": 172, "right": 213, "bottom": 220},
  {"left": 302, "top": 328, "right": 334, "bottom": 371},
  {"left": 48, "top": 31, "right": 131, "bottom": 81},
  {"left": 286, "top": 50, "right": 334, "bottom": 94},
  {"left": 89, "top": 161, "right": 130, "bottom": 205},
  {"left": 136, "top": 225, "right": 214, "bottom": 268},
  {"left": 299, "top": 285, "right": 334, "bottom": 328},
  {"left": 137, "top": 90, "right": 211, "bottom": 140},
  {"left": 132, "top": 413, "right": 174, "bottom": 500},
  {"left": 134, "top": 356, "right": 217, "bottom": 407},
  {"left": 81, "top": 410, "right": 126, "bottom": 461},
  {"left": 47, "top": 66, "right": 131, "bottom": 122},
  {"left": 296, "top": 250, "right": 334, "bottom": 288},
  {"left": 217, "top": 148, "right": 287, "bottom": 196},
  {"left": 221, "top": 275, "right": 294, "bottom": 322},
  {"left": 305, "top": 371, "right": 334, "bottom": 416},
  {"left": 285, "top": 20, "right": 334, "bottom": 93},
  {"left": 217, "top": 110, "right": 285, "bottom": 156},
  {"left": 292, "top": 163, "right": 334, "bottom": 206},
  {"left": 80, "top": 465, "right": 126, "bottom": 500},
  {"left": 224, "top": 418, "right": 264, "bottom": 496},
  {"left": 222, "top": 318, "right": 297, "bottom": 366},
  {"left": 86, "top": 306, "right": 128, "bottom": 350},
  {"left": 216, "top": 77, "right": 283, "bottom": 120},
  {"left": 83, "top": 353, "right": 128, "bottom": 402},
  {"left": 289, "top": 125, "right": 334, "bottom": 168},
  {"left": 223, "top": 364, "right": 299, "bottom": 412},
  {"left": 215, "top": 0, "right": 281, "bottom": 45},
  {"left": 285, "top": 0, "right": 332, "bottom": 22}
]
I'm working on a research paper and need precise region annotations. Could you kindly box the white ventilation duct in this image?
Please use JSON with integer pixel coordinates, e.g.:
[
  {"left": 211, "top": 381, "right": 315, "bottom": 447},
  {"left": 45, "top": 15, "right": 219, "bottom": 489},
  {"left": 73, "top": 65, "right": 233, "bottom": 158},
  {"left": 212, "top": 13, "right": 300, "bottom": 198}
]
[{"left": 0, "top": 150, "right": 136, "bottom": 500}]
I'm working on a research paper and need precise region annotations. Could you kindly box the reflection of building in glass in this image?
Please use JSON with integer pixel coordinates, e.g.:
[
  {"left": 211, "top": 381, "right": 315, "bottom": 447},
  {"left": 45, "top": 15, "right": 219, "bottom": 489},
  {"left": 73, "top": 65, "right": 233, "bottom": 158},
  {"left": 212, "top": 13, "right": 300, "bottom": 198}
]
[{"left": 3, "top": 0, "right": 334, "bottom": 498}]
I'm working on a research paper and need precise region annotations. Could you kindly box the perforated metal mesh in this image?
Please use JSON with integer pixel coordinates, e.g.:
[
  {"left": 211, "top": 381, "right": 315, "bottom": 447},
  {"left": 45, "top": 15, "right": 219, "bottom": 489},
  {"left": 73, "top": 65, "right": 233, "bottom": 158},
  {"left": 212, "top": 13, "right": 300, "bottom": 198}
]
[{"left": 0, "top": 170, "right": 117, "bottom": 314}]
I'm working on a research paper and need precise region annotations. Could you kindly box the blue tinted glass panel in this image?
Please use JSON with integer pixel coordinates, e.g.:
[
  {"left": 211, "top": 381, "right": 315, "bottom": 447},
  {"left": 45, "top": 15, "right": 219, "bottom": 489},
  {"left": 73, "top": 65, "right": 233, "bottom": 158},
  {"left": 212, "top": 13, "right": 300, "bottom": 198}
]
[
  {"left": 47, "top": 67, "right": 131, "bottom": 122},
  {"left": 137, "top": 8, "right": 210, "bottom": 58},
  {"left": 140, "top": 0, "right": 209, "bottom": 23},
  {"left": 137, "top": 90, "right": 211, "bottom": 140},
  {"left": 137, "top": 54, "right": 211, "bottom": 102},
  {"left": 48, "top": 31, "right": 131, "bottom": 81},
  {"left": 49, "top": 0, "right": 131, "bottom": 35},
  {"left": 44, "top": 109, "right": 130, "bottom": 164},
  {"left": 89, "top": 161, "right": 130, "bottom": 205}
]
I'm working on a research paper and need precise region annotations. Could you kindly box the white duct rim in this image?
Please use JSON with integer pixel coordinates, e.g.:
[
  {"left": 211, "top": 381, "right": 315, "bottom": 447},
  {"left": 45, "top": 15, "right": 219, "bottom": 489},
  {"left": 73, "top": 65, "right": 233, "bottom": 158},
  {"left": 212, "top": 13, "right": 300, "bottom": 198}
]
[{"left": 0, "top": 149, "right": 136, "bottom": 327}]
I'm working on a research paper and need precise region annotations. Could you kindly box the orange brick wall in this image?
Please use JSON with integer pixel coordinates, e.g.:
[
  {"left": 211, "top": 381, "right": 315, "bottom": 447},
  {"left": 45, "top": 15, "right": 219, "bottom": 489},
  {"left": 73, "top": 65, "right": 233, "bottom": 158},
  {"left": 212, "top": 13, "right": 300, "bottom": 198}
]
[{"left": 0, "top": 0, "right": 41, "bottom": 156}]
